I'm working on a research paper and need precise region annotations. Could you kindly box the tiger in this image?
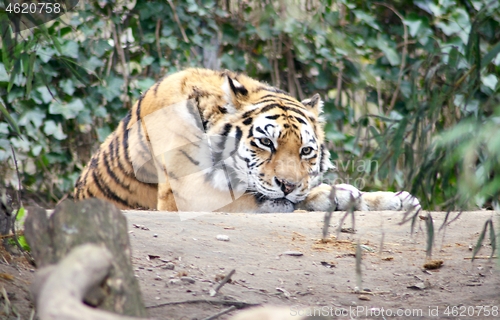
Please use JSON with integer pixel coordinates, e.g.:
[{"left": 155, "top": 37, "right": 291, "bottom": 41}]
[{"left": 74, "top": 68, "right": 420, "bottom": 213}]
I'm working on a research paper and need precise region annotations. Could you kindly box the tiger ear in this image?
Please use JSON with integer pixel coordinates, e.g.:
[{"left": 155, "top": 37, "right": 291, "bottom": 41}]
[
  {"left": 222, "top": 74, "right": 248, "bottom": 112},
  {"left": 301, "top": 94, "right": 323, "bottom": 117}
]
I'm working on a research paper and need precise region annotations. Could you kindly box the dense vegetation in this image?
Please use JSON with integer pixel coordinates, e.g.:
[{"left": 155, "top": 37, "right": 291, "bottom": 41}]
[{"left": 0, "top": 0, "right": 499, "bottom": 211}]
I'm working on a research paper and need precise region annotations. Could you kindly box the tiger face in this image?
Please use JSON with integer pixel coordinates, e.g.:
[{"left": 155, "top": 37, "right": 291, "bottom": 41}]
[
  {"left": 200, "top": 78, "right": 332, "bottom": 212},
  {"left": 236, "top": 101, "right": 322, "bottom": 204}
]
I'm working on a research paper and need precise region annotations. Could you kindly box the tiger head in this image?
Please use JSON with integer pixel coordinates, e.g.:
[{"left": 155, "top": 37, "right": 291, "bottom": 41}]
[{"left": 206, "top": 75, "right": 333, "bottom": 209}]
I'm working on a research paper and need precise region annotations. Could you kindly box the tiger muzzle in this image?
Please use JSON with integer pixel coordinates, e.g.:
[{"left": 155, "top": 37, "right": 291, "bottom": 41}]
[{"left": 275, "top": 177, "right": 297, "bottom": 195}]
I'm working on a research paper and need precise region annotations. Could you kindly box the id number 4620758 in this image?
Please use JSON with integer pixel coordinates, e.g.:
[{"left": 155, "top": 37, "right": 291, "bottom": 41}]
[
  {"left": 5, "top": 2, "right": 62, "bottom": 14},
  {"left": 444, "top": 305, "right": 498, "bottom": 317}
]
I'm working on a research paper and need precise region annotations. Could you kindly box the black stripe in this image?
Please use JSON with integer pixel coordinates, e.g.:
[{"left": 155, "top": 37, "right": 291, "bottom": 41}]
[
  {"left": 247, "top": 126, "right": 254, "bottom": 138},
  {"left": 294, "top": 116, "right": 307, "bottom": 125},
  {"left": 242, "top": 110, "right": 253, "bottom": 118},
  {"left": 168, "top": 170, "right": 178, "bottom": 180},
  {"left": 90, "top": 155, "right": 99, "bottom": 168},
  {"left": 74, "top": 183, "right": 82, "bottom": 199},
  {"left": 257, "top": 94, "right": 303, "bottom": 106},
  {"left": 92, "top": 170, "right": 132, "bottom": 208},
  {"left": 255, "top": 193, "right": 267, "bottom": 204},
  {"left": 266, "top": 114, "right": 280, "bottom": 120},
  {"left": 122, "top": 112, "right": 133, "bottom": 165},
  {"left": 319, "top": 144, "right": 325, "bottom": 173},
  {"left": 264, "top": 124, "right": 275, "bottom": 135},
  {"left": 213, "top": 136, "right": 228, "bottom": 164},
  {"left": 79, "top": 166, "right": 91, "bottom": 191},
  {"left": 256, "top": 127, "right": 266, "bottom": 135},
  {"left": 112, "top": 136, "right": 136, "bottom": 179},
  {"left": 136, "top": 95, "right": 143, "bottom": 120},
  {"left": 234, "top": 127, "right": 242, "bottom": 154},
  {"left": 186, "top": 100, "right": 206, "bottom": 131},
  {"left": 220, "top": 123, "right": 232, "bottom": 136},
  {"left": 218, "top": 106, "right": 228, "bottom": 114},
  {"left": 242, "top": 117, "right": 252, "bottom": 125},
  {"left": 237, "top": 154, "right": 250, "bottom": 163},
  {"left": 103, "top": 145, "right": 132, "bottom": 192},
  {"left": 259, "top": 103, "right": 309, "bottom": 120},
  {"left": 179, "top": 149, "right": 200, "bottom": 166},
  {"left": 259, "top": 87, "right": 291, "bottom": 96},
  {"left": 228, "top": 77, "right": 248, "bottom": 96},
  {"left": 134, "top": 97, "right": 151, "bottom": 157},
  {"left": 154, "top": 77, "right": 165, "bottom": 95}
]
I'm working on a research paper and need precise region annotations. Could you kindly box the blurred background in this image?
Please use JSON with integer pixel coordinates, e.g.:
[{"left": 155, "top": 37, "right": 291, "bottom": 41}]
[{"left": 0, "top": 0, "right": 499, "bottom": 211}]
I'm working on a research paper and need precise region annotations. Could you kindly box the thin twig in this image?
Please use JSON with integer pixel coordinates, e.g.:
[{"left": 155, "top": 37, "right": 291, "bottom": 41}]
[
  {"left": 211, "top": 269, "right": 235, "bottom": 296},
  {"left": 55, "top": 193, "right": 69, "bottom": 207},
  {"left": 167, "top": 0, "right": 190, "bottom": 43},
  {"left": 110, "top": 8, "right": 129, "bottom": 108},
  {"left": 374, "top": 2, "right": 408, "bottom": 113},
  {"left": 335, "top": 61, "right": 344, "bottom": 107},
  {"left": 0, "top": 230, "right": 24, "bottom": 239},
  {"left": 286, "top": 46, "right": 297, "bottom": 98},
  {"left": 147, "top": 298, "right": 258, "bottom": 309},
  {"left": 155, "top": 19, "right": 162, "bottom": 59},
  {"left": 201, "top": 306, "right": 237, "bottom": 320},
  {"left": 9, "top": 146, "right": 35, "bottom": 265},
  {"left": 10, "top": 145, "right": 22, "bottom": 209}
]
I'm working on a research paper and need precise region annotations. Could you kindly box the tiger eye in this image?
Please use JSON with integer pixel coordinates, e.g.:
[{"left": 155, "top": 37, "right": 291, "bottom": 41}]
[
  {"left": 260, "top": 138, "right": 272, "bottom": 147},
  {"left": 301, "top": 147, "right": 313, "bottom": 155}
]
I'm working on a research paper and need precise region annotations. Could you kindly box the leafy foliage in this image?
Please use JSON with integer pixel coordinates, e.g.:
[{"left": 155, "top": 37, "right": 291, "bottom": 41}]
[{"left": 0, "top": 0, "right": 499, "bottom": 210}]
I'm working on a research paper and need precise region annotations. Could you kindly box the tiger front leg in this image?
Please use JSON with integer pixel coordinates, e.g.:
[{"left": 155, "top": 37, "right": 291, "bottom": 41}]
[
  {"left": 300, "top": 183, "right": 363, "bottom": 211},
  {"left": 299, "top": 183, "right": 335, "bottom": 211},
  {"left": 157, "top": 182, "right": 178, "bottom": 211},
  {"left": 301, "top": 183, "right": 421, "bottom": 212}
]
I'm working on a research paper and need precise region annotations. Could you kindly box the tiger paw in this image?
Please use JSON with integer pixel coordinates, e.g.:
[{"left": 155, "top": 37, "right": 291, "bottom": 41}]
[{"left": 299, "top": 183, "right": 334, "bottom": 212}]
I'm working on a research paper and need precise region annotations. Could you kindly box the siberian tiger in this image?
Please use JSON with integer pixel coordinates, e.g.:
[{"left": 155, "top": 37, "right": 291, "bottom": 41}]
[{"left": 74, "top": 68, "right": 420, "bottom": 213}]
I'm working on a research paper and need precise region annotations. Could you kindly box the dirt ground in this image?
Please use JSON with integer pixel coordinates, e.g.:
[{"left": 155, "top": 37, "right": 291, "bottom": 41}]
[{"left": 1, "top": 210, "right": 500, "bottom": 319}]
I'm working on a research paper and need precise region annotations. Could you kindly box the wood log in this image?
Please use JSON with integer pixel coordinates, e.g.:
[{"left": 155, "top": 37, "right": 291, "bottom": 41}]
[
  {"left": 24, "top": 199, "right": 147, "bottom": 317},
  {"left": 31, "top": 243, "right": 151, "bottom": 320}
]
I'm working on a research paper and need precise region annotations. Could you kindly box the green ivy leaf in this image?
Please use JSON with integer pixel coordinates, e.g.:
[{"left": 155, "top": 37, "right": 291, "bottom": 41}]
[
  {"left": 83, "top": 56, "right": 105, "bottom": 72},
  {"left": 98, "top": 77, "right": 124, "bottom": 101},
  {"left": 59, "top": 79, "right": 75, "bottom": 96},
  {"left": 376, "top": 36, "right": 400, "bottom": 66},
  {"left": 482, "top": 74, "right": 498, "bottom": 91},
  {"left": 0, "top": 63, "right": 8, "bottom": 82},
  {"left": 164, "top": 37, "right": 178, "bottom": 50},
  {"left": 43, "top": 120, "right": 67, "bottom": 140},
  {"left": 94, "top": 39, "right": 112, "bottom": 57},
  {"left": 61, "top": 40, "right": 80, "bottom": 59},
  {"left": 35, "top": 86, "right": 54, "bottom": 104},
  {"left": 137, "top": 78, "right": 156, "bottom": 92},
  {"left": 49, "top": 99, "right": 85, "bottom": 119}
]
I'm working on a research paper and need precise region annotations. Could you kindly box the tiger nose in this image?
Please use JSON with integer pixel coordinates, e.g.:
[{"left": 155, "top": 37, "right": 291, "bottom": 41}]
[{"left": 275, "top": 177, "right": 297, "bottom": 195}]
